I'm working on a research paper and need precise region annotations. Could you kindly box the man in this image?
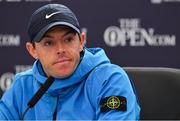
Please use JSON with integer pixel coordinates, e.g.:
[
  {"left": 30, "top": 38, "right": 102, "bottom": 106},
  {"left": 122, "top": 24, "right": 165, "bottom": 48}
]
[{"left": 0, "top": 4, "right": 140, "bottom": 120}]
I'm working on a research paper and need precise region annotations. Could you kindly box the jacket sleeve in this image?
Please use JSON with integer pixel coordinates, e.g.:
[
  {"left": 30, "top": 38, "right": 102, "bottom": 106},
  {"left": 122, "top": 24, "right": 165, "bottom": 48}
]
[
  {"left": 0, "top": 105, "right": 7, "bottom": 120},
  {"left": 89, "top": 65, "right": 140, "bottom": 120},
  {"left": 0, "top": 100, "right": 14, "bottom": 120},
  {"left": 0, "top": 75, "right": 22, "bottom": 120}
]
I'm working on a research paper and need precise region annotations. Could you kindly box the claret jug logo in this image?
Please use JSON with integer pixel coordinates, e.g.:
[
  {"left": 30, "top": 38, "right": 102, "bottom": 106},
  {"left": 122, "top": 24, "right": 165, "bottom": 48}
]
[
  {"left": 0, "top": 72, "right": 14, "bottom": 92},
  {"left": 104, "top": 18, "right": 176, "bottom": 47}
]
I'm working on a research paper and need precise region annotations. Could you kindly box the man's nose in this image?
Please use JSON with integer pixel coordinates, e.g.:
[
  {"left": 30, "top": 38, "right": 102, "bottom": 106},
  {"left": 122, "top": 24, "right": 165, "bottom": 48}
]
[{"left": 56, "top": 43, "right": 65, "bottom": 55}]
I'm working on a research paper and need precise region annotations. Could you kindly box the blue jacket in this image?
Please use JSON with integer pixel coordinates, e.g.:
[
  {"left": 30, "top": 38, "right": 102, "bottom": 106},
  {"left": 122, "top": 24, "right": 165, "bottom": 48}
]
[{"left": 0, "top": 48, "right": 140, "bottom": 120}]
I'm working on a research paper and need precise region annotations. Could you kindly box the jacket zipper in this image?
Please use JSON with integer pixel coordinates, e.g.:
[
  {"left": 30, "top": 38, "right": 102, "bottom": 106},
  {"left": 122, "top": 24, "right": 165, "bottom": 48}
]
[{"left": 53, "top": 96, "right": 59, "bottom": 121}]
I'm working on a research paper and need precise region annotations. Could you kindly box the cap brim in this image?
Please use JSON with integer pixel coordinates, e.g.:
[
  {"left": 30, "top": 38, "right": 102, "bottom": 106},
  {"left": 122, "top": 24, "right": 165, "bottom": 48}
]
[{"left": 33, "top": 22, "right": 80, "bottom": 42}]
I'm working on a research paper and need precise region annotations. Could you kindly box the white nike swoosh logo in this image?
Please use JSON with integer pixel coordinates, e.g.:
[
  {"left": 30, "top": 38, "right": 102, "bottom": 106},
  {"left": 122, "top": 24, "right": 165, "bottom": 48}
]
[{"left": 45, "top": 11, "right": 62, "bottom": 19}]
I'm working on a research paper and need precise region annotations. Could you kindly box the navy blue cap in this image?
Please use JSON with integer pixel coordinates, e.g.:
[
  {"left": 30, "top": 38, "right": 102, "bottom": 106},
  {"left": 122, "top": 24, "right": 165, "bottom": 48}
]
[{"left": 27, "top": 4, "right": 80, "bottom": 42}]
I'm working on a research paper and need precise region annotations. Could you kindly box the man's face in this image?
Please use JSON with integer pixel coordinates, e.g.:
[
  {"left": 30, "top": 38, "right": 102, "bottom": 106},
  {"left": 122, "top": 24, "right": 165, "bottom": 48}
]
[{"left": 26, "top": 26, "right": 85, "bottom": 78}]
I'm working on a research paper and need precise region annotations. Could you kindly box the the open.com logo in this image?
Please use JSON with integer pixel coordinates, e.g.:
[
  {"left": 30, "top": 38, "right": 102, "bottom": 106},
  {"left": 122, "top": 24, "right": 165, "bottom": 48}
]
[{"left": 151, "top": 0, "right": 180, "bottom": 4}]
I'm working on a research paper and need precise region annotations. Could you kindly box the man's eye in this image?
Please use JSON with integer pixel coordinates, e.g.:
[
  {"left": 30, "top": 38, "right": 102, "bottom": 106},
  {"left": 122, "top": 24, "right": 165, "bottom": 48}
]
[
  {"left": 64, "top": 37, "right": 74, "bottom": 43},
  {"left": 44, "top": 41, "right": 52, "bottom": 46}
]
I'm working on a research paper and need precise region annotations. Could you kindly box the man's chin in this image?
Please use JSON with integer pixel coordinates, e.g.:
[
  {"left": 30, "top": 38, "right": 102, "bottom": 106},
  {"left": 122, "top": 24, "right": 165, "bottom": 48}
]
[{"left": 53, "top": 72, "right": 73, "bottom": 79}]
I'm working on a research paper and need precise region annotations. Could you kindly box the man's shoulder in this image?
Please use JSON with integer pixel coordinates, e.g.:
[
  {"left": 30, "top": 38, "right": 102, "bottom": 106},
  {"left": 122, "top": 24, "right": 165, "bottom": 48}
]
[
  {"left": 93, "top": 63, "right": 125, "bottom": 75},
  {"left": 87, "top": 63, "right": 129, "bottom": 88},
  {"left": 14, "top": 68, "right": 34, "bottom": 83},
  {"left": 1, "top": 68, "right": 35, "bottom": 100}
]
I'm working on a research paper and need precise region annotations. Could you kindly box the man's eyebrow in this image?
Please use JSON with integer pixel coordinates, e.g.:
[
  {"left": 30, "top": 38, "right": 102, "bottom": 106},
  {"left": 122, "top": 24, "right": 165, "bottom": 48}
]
[
  {"left": 42, "top": 29, "right": 76, "bottom": 39},
  {"left": 63, "top": 29, "right": 77, "bottom": 37}
]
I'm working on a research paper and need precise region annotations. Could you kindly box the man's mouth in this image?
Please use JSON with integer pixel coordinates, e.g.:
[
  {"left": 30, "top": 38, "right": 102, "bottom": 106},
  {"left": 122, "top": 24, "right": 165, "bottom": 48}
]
[{"left": 53, "top": 58, "right": 71, "bottom": 65}]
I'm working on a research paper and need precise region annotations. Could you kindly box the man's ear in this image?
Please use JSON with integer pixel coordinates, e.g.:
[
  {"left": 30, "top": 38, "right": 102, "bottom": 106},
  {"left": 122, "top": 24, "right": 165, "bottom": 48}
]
[
  {"left": 79, "top": 32, "right": 86, "bottom": 51},
  {"left": 26, "top": 42, "right": 38, "bottom": 59}
]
